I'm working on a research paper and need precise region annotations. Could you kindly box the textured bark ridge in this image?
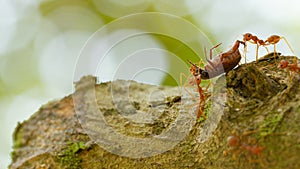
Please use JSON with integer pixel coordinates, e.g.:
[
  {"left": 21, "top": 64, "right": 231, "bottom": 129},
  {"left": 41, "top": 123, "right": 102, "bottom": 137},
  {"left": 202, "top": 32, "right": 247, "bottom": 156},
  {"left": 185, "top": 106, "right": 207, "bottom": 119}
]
[{"left": 10, "top": 53, "right": 300, "bottom": 169}]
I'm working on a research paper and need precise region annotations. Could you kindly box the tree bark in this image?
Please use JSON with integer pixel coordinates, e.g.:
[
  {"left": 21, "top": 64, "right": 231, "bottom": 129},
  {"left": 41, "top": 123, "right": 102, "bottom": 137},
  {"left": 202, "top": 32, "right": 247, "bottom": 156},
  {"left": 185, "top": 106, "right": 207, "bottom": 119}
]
[{"left": 10, "top": 53, "right": 300, "bottom": 169}]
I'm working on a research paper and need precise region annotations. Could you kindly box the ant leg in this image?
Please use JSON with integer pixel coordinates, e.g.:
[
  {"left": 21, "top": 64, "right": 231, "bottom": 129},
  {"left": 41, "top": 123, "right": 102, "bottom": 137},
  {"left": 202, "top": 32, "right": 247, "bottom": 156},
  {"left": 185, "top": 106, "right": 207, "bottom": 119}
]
[
  {"left": 273, "top": 44, "right": 277, "bottom": 60},
  {"left": 292, "top": 58, "right": 299, "bottom": 80},
  {"left": 223, "top": 148, "right": 234, "bottom": 156},
  {"left": 263, "top": 46, "right": 269, "bottom": 53},
  {"left": 243, "top": 44, "right": 248, "bottom": 63},
  {"left": 210, "top": 43, "right": 222, "bottom": 60},
  {"left": 241, "top": 130, "right": 259, "bottom": 143},
  {"left": 202, "top": 81, "right": 212, "bottom": 101},
  {"left": 246, "top": 154, "right": 261, "bottom": 164},
  {"left": 287, "top": 69, "right": 293, "bottom": 83},
  {"left": 204, "top": 47, "right": 214, "bottom": 66},
  {"left": 197, "top": 59, "right": 205, "bottom": 68},
  {"left": 242, "top": 130, "right": 259, "bottom": 136},
  {"left": 203, "top": 80, "right": 211, "bottom": 93},
  {"left": 281, "top": 36, "right": 295, "bottom": 54},
  {"left": 205, "top": 43, "right": 222, "bottom": 66},
  {"left": 255, "top": 44, "right": 259, "bottom": 63},
  {"left": 203, "top": 46, "right": 213, "bottom": 66},
  {"left": 293, "top": 57, "right": 298, "bottom": 65},
  {"left": 180, "top": 72, "right": 197, "bottom": 100},
  {"left": 232, "top": 148, "right": 243, "bottom": 161},
  {"left": 259, "top": 155, "right": 268, "bottom": 169},
  {"left": 247, "top": 153, "right": 267, "bottom": 168},
  {"left": 241, "top": 130, "right": 259, "bottom": 139}
]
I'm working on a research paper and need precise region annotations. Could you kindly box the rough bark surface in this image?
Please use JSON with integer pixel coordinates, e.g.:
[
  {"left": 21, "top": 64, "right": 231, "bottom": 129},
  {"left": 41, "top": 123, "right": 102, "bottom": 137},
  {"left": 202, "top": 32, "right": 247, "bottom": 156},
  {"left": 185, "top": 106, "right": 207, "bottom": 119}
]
[{"left": 10, "top": 53, "right": 300, "bottom": 169}]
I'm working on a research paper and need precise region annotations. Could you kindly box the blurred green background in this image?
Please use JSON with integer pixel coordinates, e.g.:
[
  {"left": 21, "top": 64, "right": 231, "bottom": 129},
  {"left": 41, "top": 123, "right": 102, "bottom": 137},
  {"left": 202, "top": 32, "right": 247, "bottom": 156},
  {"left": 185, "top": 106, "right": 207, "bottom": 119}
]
[{"left": 1, "top": 0, "right": 300, "bottom": 168}]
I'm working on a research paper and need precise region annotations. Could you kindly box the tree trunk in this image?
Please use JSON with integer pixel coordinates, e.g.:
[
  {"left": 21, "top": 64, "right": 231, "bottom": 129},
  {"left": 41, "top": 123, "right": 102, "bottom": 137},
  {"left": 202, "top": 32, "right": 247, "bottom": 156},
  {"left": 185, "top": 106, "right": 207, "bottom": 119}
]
[{"left": 10, "top": 53, "right": 300, "bottom": 169}]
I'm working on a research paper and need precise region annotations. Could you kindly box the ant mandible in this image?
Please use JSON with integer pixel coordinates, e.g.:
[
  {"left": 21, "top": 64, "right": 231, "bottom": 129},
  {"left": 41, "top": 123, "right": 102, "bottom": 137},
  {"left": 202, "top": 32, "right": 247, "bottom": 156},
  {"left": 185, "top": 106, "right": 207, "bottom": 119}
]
[{"left": 243, "top": 33, "right": 294, "bottom": 63}]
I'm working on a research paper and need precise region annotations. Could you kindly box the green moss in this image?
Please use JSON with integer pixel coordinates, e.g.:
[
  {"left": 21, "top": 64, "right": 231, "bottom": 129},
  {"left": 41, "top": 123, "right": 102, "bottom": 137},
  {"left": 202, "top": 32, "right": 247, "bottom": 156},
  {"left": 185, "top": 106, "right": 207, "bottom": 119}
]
[
  {"left": 259, "top": 113, "right": 283, "bottom": 137},
  {"left": 13, "top": 122, "right": 23, "bottom": 149},
  {"left": 56, "top": 142, "right": 86, "bottom": 169},
  {"left": 197, "top": 99, "right": 212, "bottom": 123},
  {"left": 166, "top": 95, "right": 181, "bottom": 107},
  {"left": 11, "top": 122, "right": 24, "bottom": 161},
  {"left": 13, "top": 131, "right": 22, "bottom": 149},
  {"left": 131, "top": 101, "right": 140, "bottom": 110}
]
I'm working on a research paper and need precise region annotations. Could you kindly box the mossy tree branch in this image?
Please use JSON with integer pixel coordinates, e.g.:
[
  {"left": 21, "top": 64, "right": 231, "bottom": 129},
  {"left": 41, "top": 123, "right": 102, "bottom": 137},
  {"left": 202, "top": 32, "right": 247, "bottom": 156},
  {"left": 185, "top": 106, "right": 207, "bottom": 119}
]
[{"left": 10, "top": 54, "right": 300, "bottom": 169}]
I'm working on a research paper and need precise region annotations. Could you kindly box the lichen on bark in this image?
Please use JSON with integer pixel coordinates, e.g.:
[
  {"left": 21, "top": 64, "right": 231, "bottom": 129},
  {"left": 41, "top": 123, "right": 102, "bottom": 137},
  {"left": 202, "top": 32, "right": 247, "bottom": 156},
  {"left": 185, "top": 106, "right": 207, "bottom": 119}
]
[{"left": 10, "top": 53, "right": 300, "bottom": 169}]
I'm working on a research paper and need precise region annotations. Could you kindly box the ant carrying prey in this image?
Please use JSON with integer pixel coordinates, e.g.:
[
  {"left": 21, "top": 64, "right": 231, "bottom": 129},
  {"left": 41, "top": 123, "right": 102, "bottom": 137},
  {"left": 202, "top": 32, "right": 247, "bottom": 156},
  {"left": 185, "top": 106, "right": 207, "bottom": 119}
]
[
  {"left": 243, "top": 33, "right": 294, "bottom": 62},
  {"left": 185, "top": 40, "right": 245, "bottom": 118},
  {"left": 187, "top": 61, "right": 210, "bottom": 119},
  {"left": 190, "top": 40, "right": 245, "bottom": 80}
]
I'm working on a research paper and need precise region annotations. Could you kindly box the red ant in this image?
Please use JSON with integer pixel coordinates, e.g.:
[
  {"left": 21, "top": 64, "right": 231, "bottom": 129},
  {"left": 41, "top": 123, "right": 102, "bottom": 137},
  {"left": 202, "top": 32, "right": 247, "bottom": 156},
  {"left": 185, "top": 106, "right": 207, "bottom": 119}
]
[
  {"left": 184, "top": 40, "right": 245, "bottom": 118},
  {"left": 243, "top": 33, "right": 294, "bottom": 62},
  {"left": 278, "top": 59, "right": 300, "bottom": 81},
  {"left": 224, "top": 130, "right": 265, "bottom": 167},
  {"left": 187, "top": 61, "right": 210, "bottom": 118},
  {"left": 278, "top": 59, "right": 300, "bottom": 72}
]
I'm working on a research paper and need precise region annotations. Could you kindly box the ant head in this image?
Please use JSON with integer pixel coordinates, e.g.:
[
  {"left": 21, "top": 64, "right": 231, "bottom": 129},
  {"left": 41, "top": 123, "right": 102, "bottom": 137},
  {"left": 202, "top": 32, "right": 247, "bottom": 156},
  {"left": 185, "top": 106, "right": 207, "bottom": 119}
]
[
  {"left": 187, "top": 60, "right": 199, "bottom": 75},
  {"left": 227, "top": 135, "right": 240, "bottom": 147},
  {"left": 278, "top": 60, "right": 289, "bottom": 69},
  {"left": 243, "top": 33, "right": 253, "bottom": 42},
  {"left": 187, "top": 59, "right": 208, "bottom": 79},
  {"left": 189, "top": 66, "right": 196, "bottom": 75}
]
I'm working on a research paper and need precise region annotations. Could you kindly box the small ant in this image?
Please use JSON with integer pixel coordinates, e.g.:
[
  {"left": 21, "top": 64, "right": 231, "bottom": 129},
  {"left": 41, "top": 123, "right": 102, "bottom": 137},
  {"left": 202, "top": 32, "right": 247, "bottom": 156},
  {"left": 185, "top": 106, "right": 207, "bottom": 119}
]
[
  {"left": 184, "top": 40, "right": 245, "bottom": 118},
  {"left": 187, "top": 61, "right": 210, "bottom": 118},
  {"left": 224, "top": 130, "right": 265, "bottom": 166},
  {"left": 243, "top": 33, "right": 294, "bottom": 62},
  {"left": 278, "top": 59, "right": 300, "bottom": 72},
  {"left": 278, "top": 59, "right": 300, "bottom": 81}
]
